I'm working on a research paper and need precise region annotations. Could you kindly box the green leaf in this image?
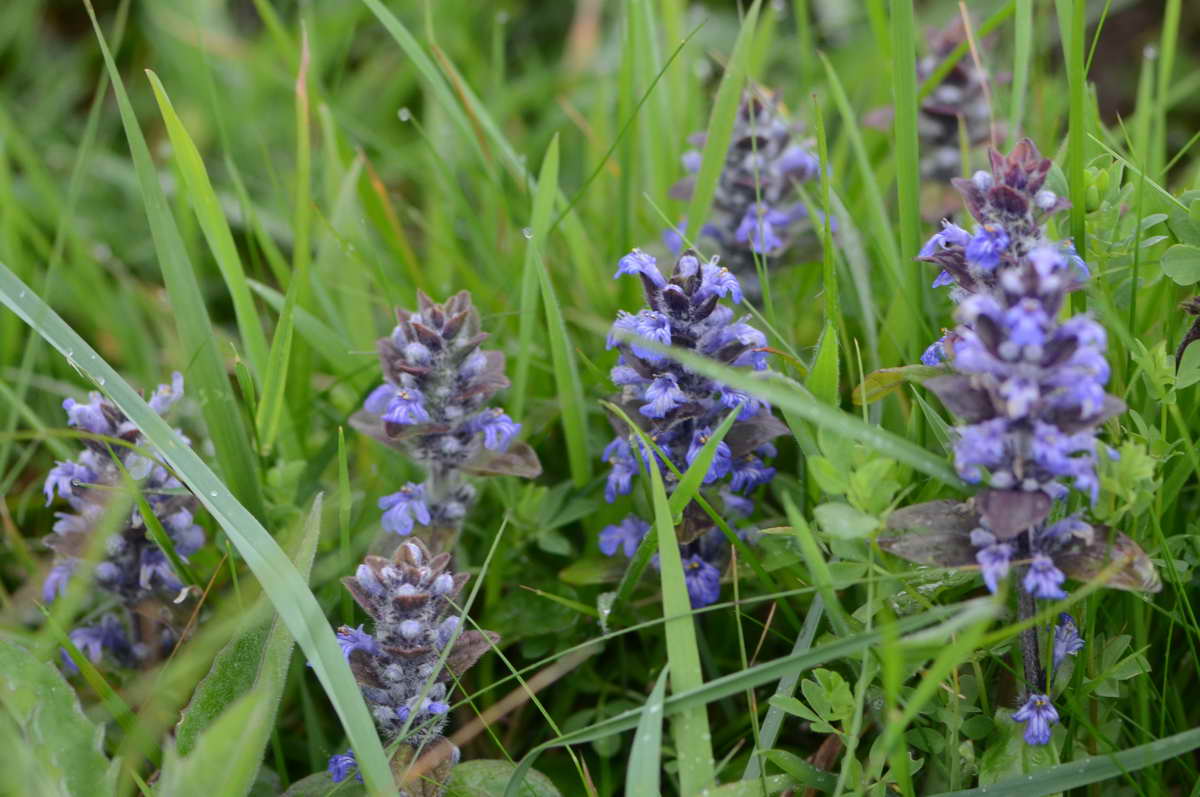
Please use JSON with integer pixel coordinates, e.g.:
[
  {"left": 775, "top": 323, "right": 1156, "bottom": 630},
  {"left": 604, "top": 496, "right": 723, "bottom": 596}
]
[
  {"left": 935, "top": 726, "right": 1200, "bottom": 796},
  {"left": 808, "top": 455, "right": 849, "bottom": 496},
  {"left": 647, "top": 447, "right": 715, "bottom": 793},
  {"left": 145, "top": 71, "right": 270, "bottom": 382},
  {"left": 625, "top": 666, "right": 670, "bottom": 796},
  {"left": 1161, "top": 244, "right": 1200, "bottom": 285},
  {"left": 0, "top": 262, "right": 394, "bottom": 795},
  {"left": 175, "top": 495, "right": 325, "bottom": 766},
  {"left": 530, "top": 137, "right": 591, "bottom": 487},
  {"left": 806, "top": 322, "right": 840, "bottom": 407},
  {"left": 157, "top": 690, "right": 273, "bottom": 797},
  {"left": 684, "top": 1, "right": 762, "bottom": 236},
  {"left": 1176, "top": 342, "right": 1200, "bottom": 389},
  {"left": 758, "top": 749, "right": 837, "bottom": 792},
  {"left": 0, "top": 640, "right": 119, "bottom": 797},
  {"left": 814, "top": 502, "right": 878, "bottom": 540},
  {"left": 446, "top": 760, "right": 561, "bottom": 796},
  {"left": 82, "top": 1, "right": 264, "bottom": 519}
]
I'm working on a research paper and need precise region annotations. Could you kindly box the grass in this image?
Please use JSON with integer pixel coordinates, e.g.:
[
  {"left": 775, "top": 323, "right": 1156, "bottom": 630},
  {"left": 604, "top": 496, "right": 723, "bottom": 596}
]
[{"left": 1, "top": 1, "right": 1199, "bottom": 795}]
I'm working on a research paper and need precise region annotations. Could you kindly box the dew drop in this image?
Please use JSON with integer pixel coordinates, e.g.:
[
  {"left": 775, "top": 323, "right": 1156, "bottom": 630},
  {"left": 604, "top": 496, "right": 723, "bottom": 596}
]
[
  {"left": 208, "top": 491, "right": 218, "bottom": 497},
  {"left": 97, "top": 377, "right": 106, "bottom": 386},
  {"left": 17, "top": 289, "right": 26, "bottom": 299},
  {"left": 521, "top": 227, "right": 533, "bottom": 240},
  {"left": 398, "top": 107, "right": 412, "bottom": 122}
]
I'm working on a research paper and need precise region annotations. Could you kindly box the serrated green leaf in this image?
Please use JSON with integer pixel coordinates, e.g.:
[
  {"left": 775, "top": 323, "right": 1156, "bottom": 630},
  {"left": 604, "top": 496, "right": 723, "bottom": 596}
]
[{"left": 0, "top": 640, "right": 119, "bottom": 797}]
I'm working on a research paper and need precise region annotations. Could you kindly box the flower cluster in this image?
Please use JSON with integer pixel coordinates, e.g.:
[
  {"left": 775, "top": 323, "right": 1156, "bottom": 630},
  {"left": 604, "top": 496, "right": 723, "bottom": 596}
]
[
  {"left": 916, "top": 20, "right": 995, "bottom": 182},
  {"left": 41, "top": 373, "right": 205, "bottom": 671},
  {"left": 667, "top": 89, "right": 820, "bottom": 286},
  {"left": 914, "top": 139, "right": 1122, "bottom": 745},
  {"left": 353, "top": 291, "right": 540, "bottom": 549},
  {"left": 330, "top": 539, "right": 497, "bottom": 783},
  {"left": 600, "top": 248, "right": 786, "bottom": 607}
]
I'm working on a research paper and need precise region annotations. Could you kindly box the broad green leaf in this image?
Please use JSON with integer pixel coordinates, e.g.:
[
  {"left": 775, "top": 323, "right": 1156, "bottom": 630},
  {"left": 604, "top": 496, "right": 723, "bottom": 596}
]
[
  {"left": 759, "top": 749, "right": 836, "bottom": 792},
  {"left": 814, "top": 502, "right": 878, "bottom": 540},
  {"left": 1162, "top": 243, "right": 1200, "bottom": 285},
  {"left": 445, "top": 760, "right": 560, "bottom": 796},
  {"left": 175, "top": 495, "right": 326, "bottom": 765},
  {"left": 0, "top": 262, "right": 394, "bottom": 795},
  {"left": 626, "top": 666, "right": 670, "bottom": 796},
  {"left": 157, "top": 690, "right": 273, "bottom": 797},
  {"left": 0, "top": 640, "right": 119, "bottom": 797}
]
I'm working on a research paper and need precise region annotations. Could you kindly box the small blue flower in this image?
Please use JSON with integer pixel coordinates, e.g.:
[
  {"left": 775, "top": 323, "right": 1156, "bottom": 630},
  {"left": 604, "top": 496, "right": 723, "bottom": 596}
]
[
  {"left": 1023, "top": 553, "right": 1068, "bottom": 600},
  {"left": 735, "top": 203, "right": 792, "bottom": 253},
  {"left": 698, "top": 263, "right": 744, "bottom": 304},
  {"left": 139, "top": 548, "right": 182, "bottom": 593},
  {"left": 681, "top": 150, "right": 702, "bottom": 173},
  {"left": 381, "top": 387, "right": 431, "bottom": 426},
  {"left": 1052, "top": 613, "right": 1085, "bottom": 670},
  {"left": 599, "top": 515, "right": 649, "bottom": 558},
  {"left": 965, "top": 224, "right": 1009, "bottom": 270},
  {"left": 164, "top": 509, "right": 205, "bottom": 557},
  {"left": 42, "top": 562, "right": 75, "bottom": 603},
  {"left": 473, "top": 408, "right": 520, "bottom": 451},
  {"left": 1012, "top": 694, "right": 1059, "bottom": 746},
  {"left": 603, "top": 437, "right": 638, "bottom": 503},
  {"left": 686, "top": 427, "right": 733, "bottom": 484},
  {"left": 682, "top": 554, "right": 721, "bottom": 607},
  {"left": 68, "top": 614, "right": 130, "bottom": 667},
  {"left": 777, "top": 145, "right": 820, "bottom": 179},
  {"left": 43, "top": 460, "right": 96, "bottom": 506},
  {"left": 379, "top": 483, "right": 433, "bottom": 536},
  {"left": 952, "top": 419, "right": 1009, "bottom": 482},
  {"left": 615, "top": 249, "right": 666, "bottom": 288},
  {"left": 327, "top": 750, "right": 362, "bottom": 784},
  {"left": 729, "top": 456, "right": 775, "bottom": 493},
  {"left": 970, "top": 528, "right": 1013, "bottom": 593},
  {"left": 919, "top": 220, "right": 971, "bottom": 258},
  {"left": 62, "top": 395, "right": 112, "bottom": 436},
  {"left": 148, "top": 372, "right": 184, "bottom": 414},
  {"left": 640, "top": 374, "right": 688, "bottom": 419},
  {"left": 336, "top": 625, "right": 380, "bottom": 659},
  {"left": 921, "top": 336, "right": 947, "bottom": 366}
]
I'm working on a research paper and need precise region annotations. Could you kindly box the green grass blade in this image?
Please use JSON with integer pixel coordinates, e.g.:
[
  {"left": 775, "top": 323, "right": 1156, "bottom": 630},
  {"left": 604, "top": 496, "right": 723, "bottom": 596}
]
[
  {"left": 82, "top": 1, "right": 264, "bottom": 520},
  {"left": 890, "top": 0, "right": 924, "bottom": 331},
  {"left": 0, "top": 262, "right": 395, "bottom": 796},
  {"left": 1008, "top": 0, "right": 1033, "bottom": 147},
  {"left": 684, "top": 0, "right": 761, "bottom": 236},
  {"left": 1056, "top": 0, "right": 1088, "bottom": 270},
  {"left": 648, "top": 452, "right": 715, "bottom": 793},
  {"left": 531, "top": 138, "right": 591, "bottom": 486},
  {"left": 145, "top": 72, "right": 270, "bottom": 383},
  {"left": 932, "top": 726, "right": 1200, "bottom": 796},
  {"left": 625, "top": 665, "right": 670, "bottom": 796}
]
